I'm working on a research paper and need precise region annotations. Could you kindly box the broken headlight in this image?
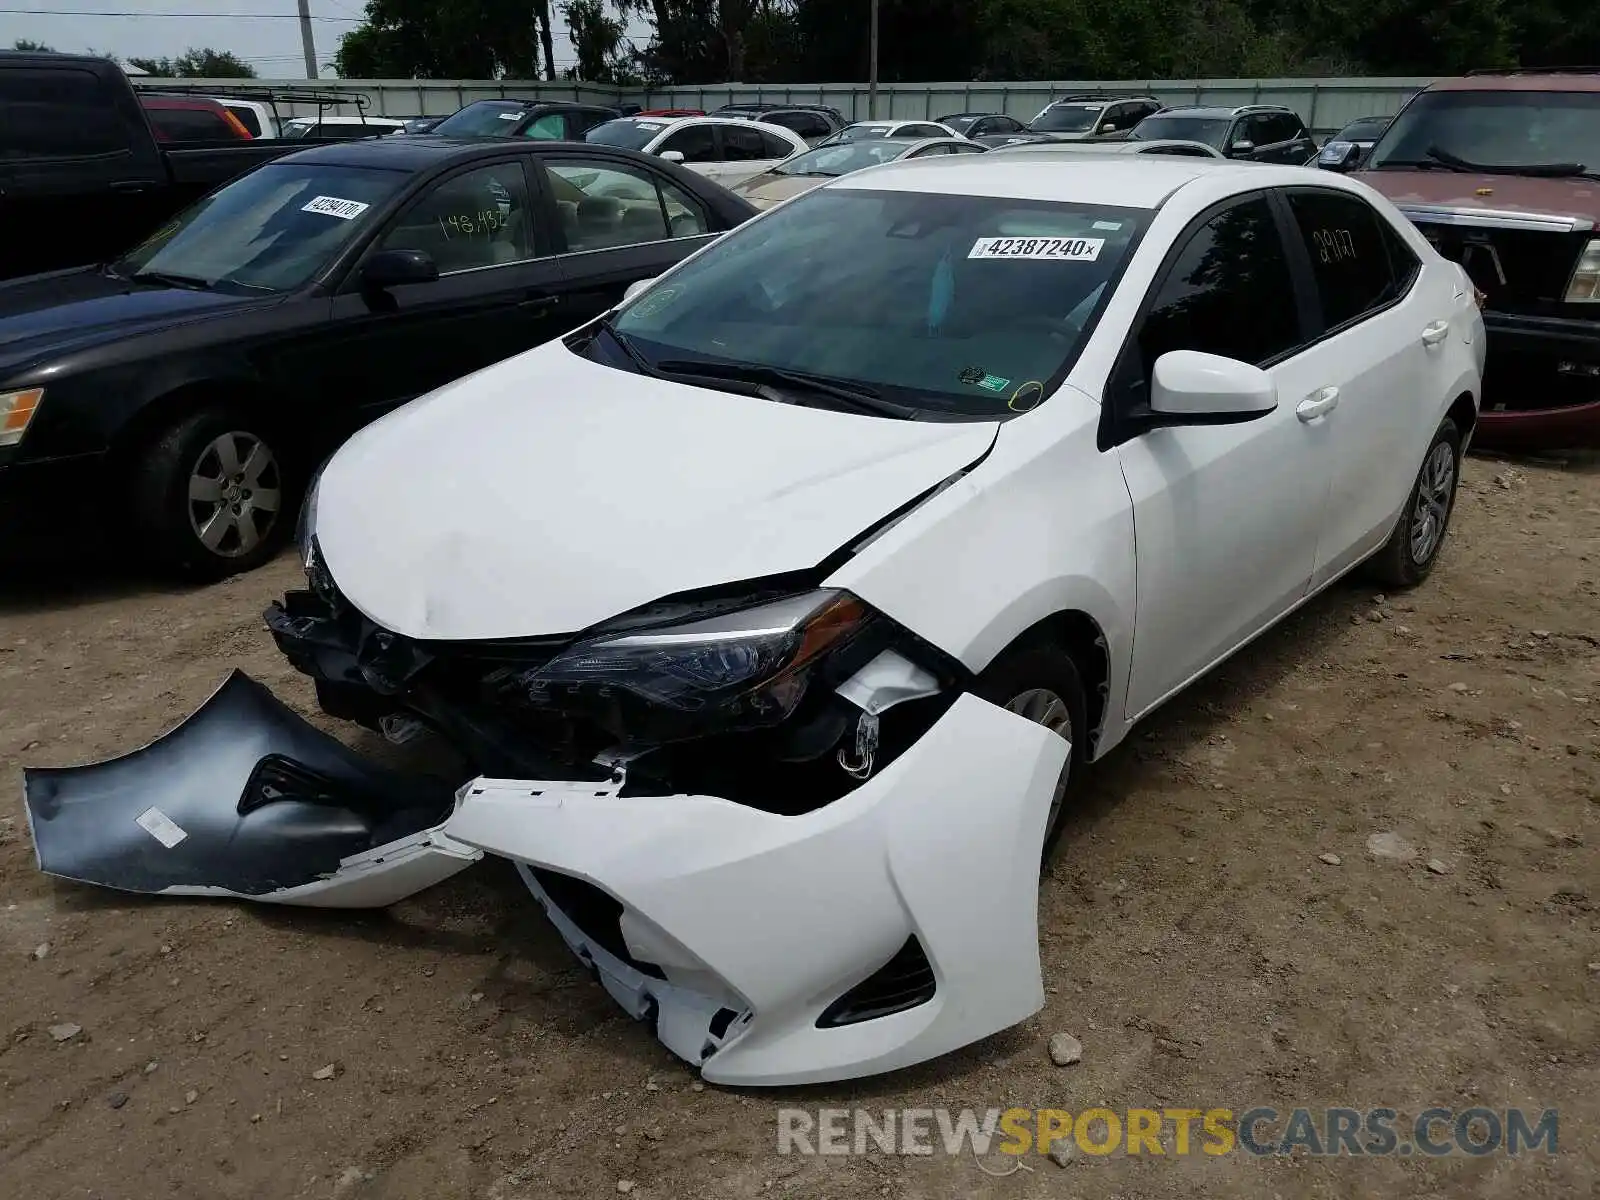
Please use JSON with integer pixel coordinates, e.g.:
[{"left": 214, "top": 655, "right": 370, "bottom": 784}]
[
  {"left": 510, "top": 589, "right": 872, "bottom": 742},
  {"left": 295, "top": 468, "right": 322, "bottom": 572}
]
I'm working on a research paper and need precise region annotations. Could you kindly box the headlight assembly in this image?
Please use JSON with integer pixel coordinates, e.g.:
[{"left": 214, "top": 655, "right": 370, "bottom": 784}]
[
  {"left": 0, "top": 388, "right": 43, "bottom": 448},
  {"left": 1564, "top": 238, "right": 1600, "bottom": 302},
  {"left": 512, "top": 589, "right": 873, "bottom": 741},
  {"left": 295, "top": 468, "right": 323, "bottom": 572}
]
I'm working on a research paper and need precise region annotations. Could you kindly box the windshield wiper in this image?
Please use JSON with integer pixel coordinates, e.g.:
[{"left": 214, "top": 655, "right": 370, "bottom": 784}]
[
  {"left": 654, "top": 359, "right": 922, "bottom": 419},
  {"left": 1370, "top": 157, "right": 1466, "bottom": 172},
  {"left": 1425, "top": 145, "right": 1600, "bottom": 178},
  {"left": 129, "top": 269, "right": 213, "bottom": 290},
  {"left": 597, "top": 318, "right": 663, "bottom": 378}
]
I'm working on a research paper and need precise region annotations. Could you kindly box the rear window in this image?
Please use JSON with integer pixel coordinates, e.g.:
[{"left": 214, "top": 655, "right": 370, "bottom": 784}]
[
  {"left": 584, "top": 118, "right": 671, "bottom": 150},
  {"left": 1130, "top": 115, "right": 1230, "bottom": 148},
  {"left": 0, "top": 66, "right": 128, "bottom": 158},
  {"left": 1029, "top": 104, "right": 1102, "bottom": 133},
  {"left": 224, "top": 104, "right": 263, "bottom": 137},
  {"left": 430, "top": 101, "right": 531, "bottom": 138},
  {"left": 145, "top": 105, "right": 239, "bottom": 143}
]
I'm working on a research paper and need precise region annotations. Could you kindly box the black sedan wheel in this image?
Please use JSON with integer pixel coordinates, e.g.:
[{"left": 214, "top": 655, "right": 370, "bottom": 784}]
[{"left": 133, "top": 408, "right": 292, "bottom": 580}]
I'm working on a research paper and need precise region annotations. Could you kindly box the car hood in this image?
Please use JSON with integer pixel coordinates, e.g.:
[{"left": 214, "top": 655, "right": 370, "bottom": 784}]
[
  {"left": 315, "top": 343, "right": 1000, "bottom": 641},
  {"left": 1356, "top": 169, "right": 1600, "bottom": 223},
  {"left": 730, "top": 173, "right": 829, "bottom": 208},
  {"left": 0, "top": 267, "right": 271, "bottom": 374}
]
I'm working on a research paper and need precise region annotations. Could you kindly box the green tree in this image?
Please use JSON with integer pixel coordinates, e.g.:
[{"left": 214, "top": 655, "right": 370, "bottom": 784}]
[
  {"left": 12, "top": 38, "right": 55, "bottom": 52},
  {"left": 127, "top": 48, "right": 259, "bottom": 77},
  {"left": 563, "top": 0, "right": 639, "bottom": 82},
  {"left": 333, "top": 0, "right": 557, "bottom": 79}
]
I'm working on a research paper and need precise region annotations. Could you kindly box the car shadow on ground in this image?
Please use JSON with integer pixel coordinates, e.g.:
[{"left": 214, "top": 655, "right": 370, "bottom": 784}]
[{"left": 0, "top": 539, "right": 295, "bottom": 618}]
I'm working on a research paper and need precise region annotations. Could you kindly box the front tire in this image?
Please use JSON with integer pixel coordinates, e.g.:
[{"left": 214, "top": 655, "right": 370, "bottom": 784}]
[
  {"left": 974, "top": 639, "right": 1087, "bottom": 859},
  {"left": 130, "top": 408, "right": 291, "bottom": 580},
  {"left": 1367, "top": 416, "right": 1462, "bottom": 589}
]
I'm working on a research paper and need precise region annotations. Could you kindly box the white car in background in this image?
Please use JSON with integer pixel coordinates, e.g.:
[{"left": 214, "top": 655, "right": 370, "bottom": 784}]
[
  {"left": 280, "top": 115, "right": 409, "bottom": 140},
  {"left": 29, "top": 156, "right": 1483, "bottom": 1088},
  {"left": 584, "top": 115, "right": 810, "bottom": 186},
  {"left": 988, "top": 138, "right": 1227, "bottom": 159},
  {"left": 821, "top": 118, "right": 961, "bottom": 143},
  {"left": 729, "top": 136, "right": 987, "bottom": 208}
]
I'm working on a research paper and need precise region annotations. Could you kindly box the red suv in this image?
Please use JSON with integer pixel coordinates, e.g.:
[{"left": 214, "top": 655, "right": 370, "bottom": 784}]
[{"left": 1354, "top": 70, "right": 1600, "bottom": 449}]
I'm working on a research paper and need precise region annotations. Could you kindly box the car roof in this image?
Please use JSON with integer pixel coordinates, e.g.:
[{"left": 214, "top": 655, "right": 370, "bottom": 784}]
[
  {"left": 1432, "top": 70, "right": 1600, "bottom": 92},
  {"left": 1152, "top": 104, "right": 1293, "bottom": 118},
  {"left": 271, "top": 134, "right": 595, "bottom": 170},
  {"left": 284, "top": 114, "right": 405, "bottom": 125},
  {"left": 827, "top": 153, "right": 1234, "bottom": 206},
  {"left": 994, "top": 139, "right": 1220, "bottom": 157}
]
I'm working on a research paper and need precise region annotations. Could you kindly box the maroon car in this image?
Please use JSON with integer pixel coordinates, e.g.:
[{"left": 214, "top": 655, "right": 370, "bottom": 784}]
[{"left": 1354, "top": 71, "right": 1600, "bottom": 450}]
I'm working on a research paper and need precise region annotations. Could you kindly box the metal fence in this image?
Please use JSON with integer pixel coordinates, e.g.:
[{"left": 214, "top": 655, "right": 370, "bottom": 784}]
[{"left": 160, "top": 76, "right": 1434, "bottom": 136}]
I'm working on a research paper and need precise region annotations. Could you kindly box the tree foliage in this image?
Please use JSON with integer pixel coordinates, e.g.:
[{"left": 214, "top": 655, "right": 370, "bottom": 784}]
[
  {"left": 334, "top": 0, "right": 1600, "bottom": 82},
  {"left": 127, "top": 49, "right": 259, "bottom": 78},
  {"left": 12, "top": 38, "right": 55, "bottom": 52}
]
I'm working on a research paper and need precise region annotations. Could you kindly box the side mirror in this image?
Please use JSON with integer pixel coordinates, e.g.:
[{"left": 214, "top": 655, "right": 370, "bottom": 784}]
[
  {"left": 659, "top": 149, "right": 686, "bottom": 163},
  {"left": 623, "top": 276, "right": 658, "bottom": 302},
  {"left": 1149, "top": 350, "right": 1277, "bottom": 424},
  {"left": 1228, "top": 139, "right": 1255, "bottom": 157},
  {"left": 361, "top": 248, "right": 438, "bottom": 289}
]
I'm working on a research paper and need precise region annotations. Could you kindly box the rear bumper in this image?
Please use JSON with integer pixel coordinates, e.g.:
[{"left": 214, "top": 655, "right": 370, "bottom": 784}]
[{"left": 1480, "top": 311, "right": 1600, "bottom": 449}]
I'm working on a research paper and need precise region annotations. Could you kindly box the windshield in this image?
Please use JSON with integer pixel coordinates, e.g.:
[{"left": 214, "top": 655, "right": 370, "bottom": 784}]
[
  {"left": 833, "top": 124, "right": 893, "bottom": 141},
  {"left": 113, "top": 163, "right": 404, "bottom": 294},
  {"left": 1129, "top": 116, "right": 1229, "bottom": 147},
  {"left": 943, "top": 115, "right": 980, "bottom": 133},
  {"left": 430, "top": 101, "right": 529, "bottom": 138},
  {"left": 1029, "top": 104, "right": 1101, "bottom": 132},
  {"left": 1339, "top": 118, "right": 1390, "bottom": 143},
  {"left": 775, "top": 140, "right": 918, "bottom": 176},
  {"left": 1366, "top": 90, "right": 1600, "bottom": 172},
  {"left": 585, "top": 118, "right": 671, "bottom": 150},
  {"left": 609, "top": 187, "right": 1147, "bottom": 418}
]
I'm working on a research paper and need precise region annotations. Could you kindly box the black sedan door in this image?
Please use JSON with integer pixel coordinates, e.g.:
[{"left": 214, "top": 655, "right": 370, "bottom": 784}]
[
  {"left": 324, "top": 156, "right": 573, "bottom": 428},
  {"left": 530, "top": 150, "right": 724, "bottom": 329}
]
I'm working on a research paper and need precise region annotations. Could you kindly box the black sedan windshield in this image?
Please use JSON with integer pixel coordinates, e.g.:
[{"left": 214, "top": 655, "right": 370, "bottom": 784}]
[
  {"left": 611, "top": 187, "right": 1146, "bottom": 417},
  {"left": 1366, "top": 90, "right": 1600, "bottom": 172},
  {"left": 585, "top": 118, "right": 672, "bottom": 150},
  {"left": 1130, "top": 116, "right": 1229, "bottom": 147},
  {"left": 775, "top": 139, "right": 919, "bottom": 176},
  {"left": 115, "top": 163, "right": 405, "bottom": 294},
  {"left": 430, "top": 101, "right": 530, "bottom": 137}
]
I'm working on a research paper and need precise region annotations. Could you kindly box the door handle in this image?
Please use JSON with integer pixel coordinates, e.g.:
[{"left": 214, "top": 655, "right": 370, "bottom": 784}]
[
  {"left": 519, "top": 293, "right": 560, "bottom": 315},
  {"left": 1296, "top": 386, "right": 1340, "bottom": 423},
  {"left": 1421, "top": 319, "right": 1450, "bottom": 346},
  {"left": 109, "top": 180, "right": 154, "bottom": 194}
]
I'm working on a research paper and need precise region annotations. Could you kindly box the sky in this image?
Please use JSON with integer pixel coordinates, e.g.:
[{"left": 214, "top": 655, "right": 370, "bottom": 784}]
[{"left": 0, "top": 1, "right": 605, "bottom": 77}]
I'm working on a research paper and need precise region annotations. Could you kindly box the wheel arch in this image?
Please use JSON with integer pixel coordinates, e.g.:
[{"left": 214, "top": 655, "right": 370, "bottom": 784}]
[
  {"left": 105, "top": 372, "right": 277, "bottom": 479},
  {"left": 1446, "top": 389, "right": 1477, "bottom": 445},
  {"left": 975, "top": 607, "right": 1115, "bottom": 760}
]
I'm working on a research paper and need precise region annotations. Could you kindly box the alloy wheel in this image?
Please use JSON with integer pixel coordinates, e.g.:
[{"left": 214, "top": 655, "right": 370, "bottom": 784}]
[
  {"left": 1408, "top": 441, "right": 1455, "bottom": 566},
  {"left": 186, "top": 431, "right": 282, "bottom": 559}
]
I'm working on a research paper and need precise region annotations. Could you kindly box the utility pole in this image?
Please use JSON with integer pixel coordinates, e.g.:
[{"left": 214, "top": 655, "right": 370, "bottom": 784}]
[
  {"left": 867, "top": 0, "right": 879, "bottom": 120},
  {"left": 297, "top": 0, "right": 318, "bottom": 79}
]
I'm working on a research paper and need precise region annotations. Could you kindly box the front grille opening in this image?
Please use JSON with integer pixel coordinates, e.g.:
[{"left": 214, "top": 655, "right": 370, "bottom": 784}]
[
  {"left": 530, "top": 867, "right": 666, "bottom": 980},
  {"left": 816, "top": 936, "right": 936, "bottom": 1028}
]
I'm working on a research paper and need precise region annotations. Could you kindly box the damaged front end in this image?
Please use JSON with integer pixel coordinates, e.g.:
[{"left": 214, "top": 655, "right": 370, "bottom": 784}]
[{"left": 26, "top": 543, "right": 1070, "bottom": 1083}]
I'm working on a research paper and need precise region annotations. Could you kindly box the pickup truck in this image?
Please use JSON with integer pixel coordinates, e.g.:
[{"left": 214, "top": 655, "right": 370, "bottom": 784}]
[{"left": 0, "top": 51, "right": 305, "bottom": 281}]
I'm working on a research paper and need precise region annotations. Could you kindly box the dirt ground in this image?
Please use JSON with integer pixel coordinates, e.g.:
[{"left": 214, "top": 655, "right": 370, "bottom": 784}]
[{"left": 1, "top": 451, "right": 1596, "bottom": 1200}]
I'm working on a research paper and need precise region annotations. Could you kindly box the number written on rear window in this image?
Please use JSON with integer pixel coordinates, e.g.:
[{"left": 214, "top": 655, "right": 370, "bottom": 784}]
[{"left": 1286, "top": 190, "right": 1400, "bottom": 329}]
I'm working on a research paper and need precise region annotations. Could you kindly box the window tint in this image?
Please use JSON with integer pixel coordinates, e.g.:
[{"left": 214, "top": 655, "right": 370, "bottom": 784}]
[
  {"left": 757, "top": 128, "right": 797, "bottom": 158},
  {"left": 764, "top": 111, "right": 829, "bottom": 139},
  {"left": 378, "top": 162, "right": 533, "bottom": 274},
  {"left": 658, "top": 124, "right": 716, "bottom": 162},
  {"left": 1139, "top": 196, "right": 1300, "bottom": 373},
  {"left": 950, "top": 142, "right": 988, "bottom": 154},
  {"left": 1286, "top": 190, "right": 1401, "bottom": 329},
  {"left": 545, "top": 158, "right": 709, "bottom": 251},
  {"left": 907, "top": 144, "right": 951, "bottom": 158},
  {"left": 719, "top": 125, "right": 770, "bottom": 161},
  {"left": 905, "top": 124, "right": 948, "bottom": 138},
  {"left": 523, "top": 111, "right": 566, "bottom": 140},
  {"left": 146, "top": 107, "right": 238, "bottom": 143},
  {"left": 1266, "top": 113, "right": 1305, "bottom": 143},
  {"left": 0, "top": 67, "right": 127, "bottom": 157}
]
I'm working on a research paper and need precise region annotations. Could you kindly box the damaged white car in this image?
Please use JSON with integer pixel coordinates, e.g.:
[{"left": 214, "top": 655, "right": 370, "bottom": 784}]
[{"left": 26, "top": 156, "right": 1484, "bottom": 1086}]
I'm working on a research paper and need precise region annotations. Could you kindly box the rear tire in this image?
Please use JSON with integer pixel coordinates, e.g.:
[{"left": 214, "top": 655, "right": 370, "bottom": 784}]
[
  {"left": 974, "top": 638, "right": 1087, "bottom": 859},
  {"left": 130, "top": 407, "right": 291, "bottom": 581},
  {"left": 1367, "top": 416, "right": 1462, "bottom": 589}
]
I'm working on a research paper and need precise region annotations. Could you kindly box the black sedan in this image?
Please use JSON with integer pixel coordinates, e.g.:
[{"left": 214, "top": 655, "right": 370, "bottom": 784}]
[{"left": 0, "top": 136, "right": 756, "bottom": 578}]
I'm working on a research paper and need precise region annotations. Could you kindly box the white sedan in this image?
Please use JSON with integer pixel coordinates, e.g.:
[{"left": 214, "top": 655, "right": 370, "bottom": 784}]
[
  {"left": 583, "top": 115, "right": 810, "bottom": 186},
  {"left": 28, "top": 156, "right": 1484, "bottom": 1087},
  {"left": 822, "top": 118, "right": 962, "bottom": 143}
]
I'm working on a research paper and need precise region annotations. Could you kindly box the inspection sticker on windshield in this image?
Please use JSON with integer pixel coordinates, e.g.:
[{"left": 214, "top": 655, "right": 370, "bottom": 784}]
[
  {"left": 497, "top": 112, "right": 521, "bottom": 120},
  {"left": 302, "top": 195, "right": 371, "bottom": 220},
  {"left": 635, "top": 120, "right": 666, "bottom": 129},
  {"left": 135, "top": 806, "right": 188, "bottom": 850},
  {"left": 968, "top": 236, "right": 1103, "bottom": 262}
]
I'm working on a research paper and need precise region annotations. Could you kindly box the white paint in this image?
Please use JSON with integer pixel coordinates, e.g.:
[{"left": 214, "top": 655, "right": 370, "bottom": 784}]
[{"left": 135, "top": 807, "right": 187, "bottom": 849}]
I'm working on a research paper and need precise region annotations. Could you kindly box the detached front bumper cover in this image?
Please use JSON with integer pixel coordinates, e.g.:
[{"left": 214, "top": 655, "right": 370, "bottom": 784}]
[
  {"left": 23, "top": 670, "right": 480, "bottom": 907},
  {"left": 22, "top": 674, "right": 1067, "bottom": 1085}
]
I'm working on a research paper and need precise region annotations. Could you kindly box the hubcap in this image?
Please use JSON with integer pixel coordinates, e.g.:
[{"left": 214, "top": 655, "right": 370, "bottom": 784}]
[
  {"left": 1004, "top": 687, "right": 1074, "bottom": 838},
  {"left": 186, "top": 432, "right": 281, "bottom": 559},
  {"left": 1409, "top": 441, "right": 1455, "bottom": 565}
]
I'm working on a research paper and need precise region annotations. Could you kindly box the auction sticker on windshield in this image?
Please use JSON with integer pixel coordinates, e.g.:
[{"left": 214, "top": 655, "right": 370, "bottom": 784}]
[
  {"left": 302, "top": 195, "right": 372, "bottom": 220},
  {"left": 969, "top": 236, "right": 1103, "bottom": 261}
]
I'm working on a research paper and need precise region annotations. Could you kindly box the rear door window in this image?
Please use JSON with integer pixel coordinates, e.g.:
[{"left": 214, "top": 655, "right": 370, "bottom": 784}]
[
  {"left": 0, "top": 66, "right": 129, "bottom": 157},
  {"left": 1284, "top": 189, "right": 1401, "bottom": 330},
  {"left": 146, "top": 106, "right": 238, "bottom": 143},
  {"left": 657, "top": 124, "right": 716, "bottom": 163},
  {"left": 720, "top": 125, "right": 770, "bottom": 161},
  {"left": 223, "top": 104, "right": 263, "bottom": 137},
  {"left": 523, "top": 112, "right": 567, "bottom": 140}
]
